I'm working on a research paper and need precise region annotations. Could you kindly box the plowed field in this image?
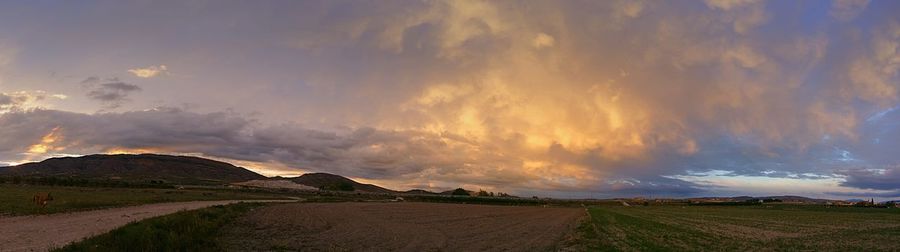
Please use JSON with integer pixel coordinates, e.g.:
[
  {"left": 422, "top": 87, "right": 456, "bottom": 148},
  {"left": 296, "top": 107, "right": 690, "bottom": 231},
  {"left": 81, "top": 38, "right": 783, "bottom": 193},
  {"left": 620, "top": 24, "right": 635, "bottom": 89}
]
[{"left": 219, "top": 202, "right": 584, "bottom": 251}]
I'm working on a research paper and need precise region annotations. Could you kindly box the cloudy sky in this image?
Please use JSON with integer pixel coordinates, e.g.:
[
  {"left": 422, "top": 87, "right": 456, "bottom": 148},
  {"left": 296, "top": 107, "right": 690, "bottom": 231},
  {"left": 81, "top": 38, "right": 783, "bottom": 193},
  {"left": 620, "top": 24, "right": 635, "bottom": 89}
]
[{"left": 1, "top": 0, "right": 899, "bottom": 199}]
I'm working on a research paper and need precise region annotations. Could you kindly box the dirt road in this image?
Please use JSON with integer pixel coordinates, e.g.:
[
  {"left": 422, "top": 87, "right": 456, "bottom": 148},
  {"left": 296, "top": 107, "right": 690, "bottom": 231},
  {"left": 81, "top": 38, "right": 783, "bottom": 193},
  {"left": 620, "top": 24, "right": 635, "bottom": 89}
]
[
  {"left": 0, "top": 199, "right": 295, "bottom": 252},
  {"left": 220, "top": 202, "right": 585, "bottom": 251}
]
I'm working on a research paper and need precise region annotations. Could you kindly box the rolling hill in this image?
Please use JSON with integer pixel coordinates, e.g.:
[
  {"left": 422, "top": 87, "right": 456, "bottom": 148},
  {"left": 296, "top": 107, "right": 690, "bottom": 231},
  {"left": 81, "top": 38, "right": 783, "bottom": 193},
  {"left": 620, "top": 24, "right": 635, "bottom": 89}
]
[
  {"left": 289, "top": 173, "right": 396, "bottom": 193},
  {"left": 0, "top": 154, "right": 265, "bottom": 184}
]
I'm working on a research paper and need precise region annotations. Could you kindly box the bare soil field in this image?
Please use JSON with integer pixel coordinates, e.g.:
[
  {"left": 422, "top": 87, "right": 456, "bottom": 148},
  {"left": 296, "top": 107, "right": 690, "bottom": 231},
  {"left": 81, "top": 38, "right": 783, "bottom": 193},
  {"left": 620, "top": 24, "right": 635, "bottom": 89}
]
[
  {"left": 0, "top": 200, "right": 296, "bottom": 252},
  {"left": 219, "top": 202, "right": 584, "bottom": 251}
]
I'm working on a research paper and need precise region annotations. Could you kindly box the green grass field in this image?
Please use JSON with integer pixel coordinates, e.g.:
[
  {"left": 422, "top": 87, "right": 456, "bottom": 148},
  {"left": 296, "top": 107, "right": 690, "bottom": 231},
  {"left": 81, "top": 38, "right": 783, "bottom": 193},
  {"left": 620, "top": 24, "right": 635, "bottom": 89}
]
[
  {"left": 578, "top": 204, "right": 900, "bottom": 251},
  {"left": 54, "top": 203, "right": 263, "bottom": 252},
  {"left": 0, "top": 184, "right": 285, "bottom": 216}
]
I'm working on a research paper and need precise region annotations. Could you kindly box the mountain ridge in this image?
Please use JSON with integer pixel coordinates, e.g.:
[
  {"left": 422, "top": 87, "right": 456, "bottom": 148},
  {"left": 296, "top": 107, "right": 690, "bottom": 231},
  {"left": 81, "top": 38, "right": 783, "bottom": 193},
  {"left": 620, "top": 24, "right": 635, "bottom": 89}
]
[
  {"left": 0, "top": 154, "right": 265, "bottom": 184},
  {"left": 288, "top": 172, "right": 396, "bottom": 193}
]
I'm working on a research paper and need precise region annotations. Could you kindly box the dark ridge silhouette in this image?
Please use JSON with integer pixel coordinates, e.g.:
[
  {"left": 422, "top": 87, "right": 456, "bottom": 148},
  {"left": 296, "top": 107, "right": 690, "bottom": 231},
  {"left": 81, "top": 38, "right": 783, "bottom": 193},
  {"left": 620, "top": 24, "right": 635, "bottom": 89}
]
[
  {"left": 289, "top": 172, "right": 396, "bottom": 193},
  {"left": 0, "top": 154, "right": 265, "bottom": 184}
]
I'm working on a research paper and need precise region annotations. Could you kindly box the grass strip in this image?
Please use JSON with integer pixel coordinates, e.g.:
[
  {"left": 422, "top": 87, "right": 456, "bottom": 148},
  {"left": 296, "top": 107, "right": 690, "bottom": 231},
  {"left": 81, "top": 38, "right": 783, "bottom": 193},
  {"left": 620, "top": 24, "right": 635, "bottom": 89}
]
[{"left": 54, "top": 202, "right": 263, "bottom": 252}]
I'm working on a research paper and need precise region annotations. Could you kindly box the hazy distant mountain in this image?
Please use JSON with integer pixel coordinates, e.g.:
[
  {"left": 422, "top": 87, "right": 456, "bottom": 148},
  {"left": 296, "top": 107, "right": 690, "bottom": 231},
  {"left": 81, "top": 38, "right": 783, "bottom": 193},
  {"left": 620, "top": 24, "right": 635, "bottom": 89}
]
[
  {"left": 289, "top": 173, "right": 396, "bottom": 193},
  {"left": 0, "top": 154, "right": 265, "bottom": 184}
]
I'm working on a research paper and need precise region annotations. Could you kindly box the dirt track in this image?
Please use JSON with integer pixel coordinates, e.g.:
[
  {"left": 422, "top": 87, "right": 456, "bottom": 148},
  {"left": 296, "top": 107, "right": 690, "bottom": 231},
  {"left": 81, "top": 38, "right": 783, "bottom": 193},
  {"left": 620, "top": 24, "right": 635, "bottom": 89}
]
[
  {"left": 219, "top": 202, "right": 584, "bottom": 251},
  {"left": 0, "top": 200, "right": 295, "bottom": 252}
]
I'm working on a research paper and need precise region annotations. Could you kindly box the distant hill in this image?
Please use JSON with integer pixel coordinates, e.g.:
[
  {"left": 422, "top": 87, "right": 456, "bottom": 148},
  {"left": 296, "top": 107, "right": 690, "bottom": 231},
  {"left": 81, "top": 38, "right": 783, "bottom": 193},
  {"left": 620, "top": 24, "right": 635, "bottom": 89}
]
[
  {"left": 0, "top": 154, "right": 265, "bottom": 184},
  {"left": 687, "top": 195, "right": 832, "bottom": 204},
  {"left": 404, "top": 189, "right": 439, "bottom": 195},
  {"left": 289, "top": 173, "right": 396, "bottom": 193}
]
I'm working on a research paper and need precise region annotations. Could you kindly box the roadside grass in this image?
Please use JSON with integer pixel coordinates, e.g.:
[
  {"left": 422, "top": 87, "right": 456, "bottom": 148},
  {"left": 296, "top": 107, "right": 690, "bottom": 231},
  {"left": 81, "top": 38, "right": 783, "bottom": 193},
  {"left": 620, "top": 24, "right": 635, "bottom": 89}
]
[
  {"left": 0, "top": 184, "right": 286, "bottom": 216},
  {"left": 567, "top": 210, "right": 608, "bottom": 251},
  {"left": 579, "top": 205, "right": 900, "bottom": 251},
  {"left": 54, "top": 203, "right": 263, "bottom": 252}
]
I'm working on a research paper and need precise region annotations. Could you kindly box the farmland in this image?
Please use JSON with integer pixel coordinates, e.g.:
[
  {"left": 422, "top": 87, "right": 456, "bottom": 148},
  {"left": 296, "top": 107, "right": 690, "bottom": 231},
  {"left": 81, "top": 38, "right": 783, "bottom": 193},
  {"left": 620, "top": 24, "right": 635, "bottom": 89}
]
[
  {"left": 6, "top": 178, "right": 900, "bottom": 251},
  {"left": 578, "top": 204, "right": 900, "bottom": 251},
  {"left": 218, "top": 202, "right": 584, "bottom": 251},
  {"left": 0, "top": 184, "right": 288, "bottom": 216},
  {"left": 55, "top": 203, "right": 265, "bottom": 252},
  {"left": 15, "top": 190, "right": 900, "bottom": 251}
]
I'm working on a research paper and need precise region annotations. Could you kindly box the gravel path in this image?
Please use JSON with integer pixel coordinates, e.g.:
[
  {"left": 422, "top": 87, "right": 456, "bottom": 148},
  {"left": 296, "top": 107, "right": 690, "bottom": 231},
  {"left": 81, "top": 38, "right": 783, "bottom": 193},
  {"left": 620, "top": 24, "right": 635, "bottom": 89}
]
[{"left": 0, "top": 200, "right": 296, "bottom": 252}]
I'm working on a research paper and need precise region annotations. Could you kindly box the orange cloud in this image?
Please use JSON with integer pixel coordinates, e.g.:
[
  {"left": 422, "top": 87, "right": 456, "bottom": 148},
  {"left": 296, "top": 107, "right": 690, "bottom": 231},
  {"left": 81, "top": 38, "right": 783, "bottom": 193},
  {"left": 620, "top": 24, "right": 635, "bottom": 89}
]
[
  {"left": 104, "top": 147, "right": 166, "bottom": 155},
  {"left": 27, "top": 126, "right": 63, "bottom": 154},
  {"left": 127, "top": 65, "right": 168, "bottom": 78}
]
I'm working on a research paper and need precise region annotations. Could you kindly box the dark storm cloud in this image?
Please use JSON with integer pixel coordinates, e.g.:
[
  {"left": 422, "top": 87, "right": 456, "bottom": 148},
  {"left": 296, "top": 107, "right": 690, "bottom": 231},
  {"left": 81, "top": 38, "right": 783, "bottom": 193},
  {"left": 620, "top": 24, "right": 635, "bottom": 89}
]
[
  {"left": 837, "top": 166, "right": 900, "bottom": 190},
  {"left": 0, "top": 110, "right": 505, "bottom": 182},
  {"left": 826, "top": 190, "right": 900, "bottom": 198},
  {"left": 80, "top": 76, "right": 100, "bottom": 84},
  {"left": 13, "top": 96, "right": 897, "bottom": 197},
  {"left": 0, "top": 108, "right": 709, "bottom": 196},
  {"left": 599, "top": 177, "right": 706, "bottom": 197},
  {"left": 85, "top": 80, "right": 142, "bottom": 109}
]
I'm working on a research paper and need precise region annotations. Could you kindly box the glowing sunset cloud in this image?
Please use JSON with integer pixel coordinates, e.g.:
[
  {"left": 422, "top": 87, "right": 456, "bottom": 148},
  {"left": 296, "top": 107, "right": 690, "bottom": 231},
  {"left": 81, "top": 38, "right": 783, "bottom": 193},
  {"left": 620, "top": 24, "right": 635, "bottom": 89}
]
[
  {"left": 26, "top": 126, "right": 62, "bottom": 155},
  {"left": 127, "top": 65, "right": 168, "bottom": 78},
  {"left": 0, "top": 1, "right": 899, "bottom": 199}
]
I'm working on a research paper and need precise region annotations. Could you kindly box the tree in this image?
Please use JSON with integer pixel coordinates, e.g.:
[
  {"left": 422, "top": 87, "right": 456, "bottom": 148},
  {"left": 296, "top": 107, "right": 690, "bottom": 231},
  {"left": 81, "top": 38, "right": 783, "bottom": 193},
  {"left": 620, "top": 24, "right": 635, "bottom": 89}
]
[
  {"left": 337, "top": 182, "right": 354, "bottom": 191},
  {"left": 321, "top": 182, "right": 355, "bottom": 191},
  {"left": 451, "top": 188, "right": 469, "bottom": 196}
]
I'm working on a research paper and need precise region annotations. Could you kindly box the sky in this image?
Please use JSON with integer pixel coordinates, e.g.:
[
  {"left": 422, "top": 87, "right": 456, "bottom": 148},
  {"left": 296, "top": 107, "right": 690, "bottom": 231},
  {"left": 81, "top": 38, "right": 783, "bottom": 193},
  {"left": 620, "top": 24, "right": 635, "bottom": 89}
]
[{"left": 1, "top": 0, "right": 899, "bottom": 200}]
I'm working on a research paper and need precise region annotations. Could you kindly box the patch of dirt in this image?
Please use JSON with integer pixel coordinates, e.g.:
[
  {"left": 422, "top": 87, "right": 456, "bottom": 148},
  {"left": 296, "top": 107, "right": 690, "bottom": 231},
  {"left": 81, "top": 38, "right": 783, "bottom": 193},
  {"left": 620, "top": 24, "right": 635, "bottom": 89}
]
[
  {"left": 219, "top": 202, "right": 584, "bottom": 251},
  {"left": 0, "top": 200, "right": 296, "bottom": 252}
]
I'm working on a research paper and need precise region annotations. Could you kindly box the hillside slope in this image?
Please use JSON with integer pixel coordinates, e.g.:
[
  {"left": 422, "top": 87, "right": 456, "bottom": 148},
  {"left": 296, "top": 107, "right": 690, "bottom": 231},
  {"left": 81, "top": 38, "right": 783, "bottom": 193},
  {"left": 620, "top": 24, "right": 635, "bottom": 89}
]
[
  {"left": 289, "top": 173, "right": 395, "bottom": 193},
  {"left": 0, "top": 154, "right": 265, "bottom": 184}
]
